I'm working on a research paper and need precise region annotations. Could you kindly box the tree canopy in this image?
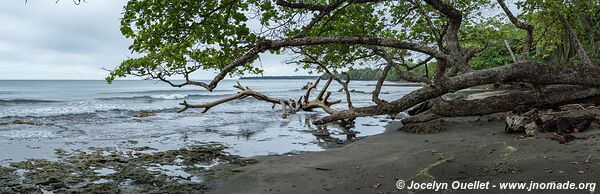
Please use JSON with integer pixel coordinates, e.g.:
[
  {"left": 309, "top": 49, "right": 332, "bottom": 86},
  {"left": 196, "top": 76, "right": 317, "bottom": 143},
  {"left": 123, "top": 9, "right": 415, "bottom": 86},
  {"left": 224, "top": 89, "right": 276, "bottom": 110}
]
[{"left": 106, "top": 0, "right": 600, "bottom": 125}]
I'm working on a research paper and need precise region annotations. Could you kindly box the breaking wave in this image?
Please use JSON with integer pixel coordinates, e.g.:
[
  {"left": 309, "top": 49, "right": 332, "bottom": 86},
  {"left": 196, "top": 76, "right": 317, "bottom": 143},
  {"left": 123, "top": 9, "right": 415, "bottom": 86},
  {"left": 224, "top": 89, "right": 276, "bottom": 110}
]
[
  {"left": 150, "top": 94, "right": 188, "bottom": 100},
  {"left": 100, "top": 89, "right": 230, "bottom": 95},
  {"left": 96, "top": 93, "right": 230, "bottom": 101}
]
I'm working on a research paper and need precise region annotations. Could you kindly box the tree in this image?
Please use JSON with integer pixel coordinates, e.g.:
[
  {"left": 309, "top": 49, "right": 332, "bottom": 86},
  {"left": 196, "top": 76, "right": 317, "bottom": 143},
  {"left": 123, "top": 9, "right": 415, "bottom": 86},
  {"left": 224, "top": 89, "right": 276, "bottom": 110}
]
[{"left": 107, "top": 0, "right": 600, "bottom": 126}]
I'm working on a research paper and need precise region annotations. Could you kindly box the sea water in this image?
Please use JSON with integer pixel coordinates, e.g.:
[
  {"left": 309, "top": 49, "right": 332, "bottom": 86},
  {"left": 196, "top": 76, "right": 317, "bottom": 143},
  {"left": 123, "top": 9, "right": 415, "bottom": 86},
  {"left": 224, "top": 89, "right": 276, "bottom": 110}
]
[{"left": 0, "top": 79, "right": 419, "bottom": 164}]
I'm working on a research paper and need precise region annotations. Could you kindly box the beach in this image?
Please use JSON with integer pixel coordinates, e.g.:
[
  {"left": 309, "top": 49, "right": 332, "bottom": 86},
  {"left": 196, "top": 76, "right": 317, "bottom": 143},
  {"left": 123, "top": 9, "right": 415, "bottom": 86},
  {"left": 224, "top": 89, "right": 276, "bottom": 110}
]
[
  {"left": 208, "top": 115, "right": 600, "bottom": 194},
  {"left": 2, "top": 80, "right": 599, "bottom": 193}
]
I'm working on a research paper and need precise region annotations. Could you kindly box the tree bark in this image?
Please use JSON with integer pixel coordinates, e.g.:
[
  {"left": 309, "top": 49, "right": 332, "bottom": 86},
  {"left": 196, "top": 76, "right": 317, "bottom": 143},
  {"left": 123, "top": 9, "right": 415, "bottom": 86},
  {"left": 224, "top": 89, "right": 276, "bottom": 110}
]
[
  {"left": 314, "top": 61, "right": 600, "bottom": 125},
  {"left": 402, "top": 85, "right": 600, "bottom": 124},
  {"left": 179, "top": 80, "right": 340, "bottom": 117}
]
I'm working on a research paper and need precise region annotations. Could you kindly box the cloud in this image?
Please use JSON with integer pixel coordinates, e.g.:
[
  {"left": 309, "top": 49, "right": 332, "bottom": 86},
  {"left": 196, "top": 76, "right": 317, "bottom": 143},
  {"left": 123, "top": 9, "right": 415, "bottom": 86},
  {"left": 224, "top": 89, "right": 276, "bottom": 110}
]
[
  {"left": 0, "top": 0, "right": 308, "bottom": 80},
  {"left": 0, "top": 0, "right": 130, "bottom": 79}
]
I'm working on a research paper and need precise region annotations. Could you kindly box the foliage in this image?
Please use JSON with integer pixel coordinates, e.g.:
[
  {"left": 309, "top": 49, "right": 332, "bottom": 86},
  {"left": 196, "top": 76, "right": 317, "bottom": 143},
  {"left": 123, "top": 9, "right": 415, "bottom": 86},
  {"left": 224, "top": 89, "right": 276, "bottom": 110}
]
[
  {"left": 322, "top": 64, "right": 431, "bottom": 81},
  {"left": 517, "top": 0, "right": 600, "bottom": 64},
  {"left": 468, "top": 22, "right": 526, "bottom": 70},
  {"left": 107, "top": 0, "right": 600, "bottom": 84}
]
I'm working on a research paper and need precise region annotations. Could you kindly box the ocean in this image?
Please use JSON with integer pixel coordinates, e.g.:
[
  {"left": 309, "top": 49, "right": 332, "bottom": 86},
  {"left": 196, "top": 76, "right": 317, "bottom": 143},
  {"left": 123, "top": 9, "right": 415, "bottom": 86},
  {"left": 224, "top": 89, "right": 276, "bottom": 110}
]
[{"left": 0, "top": 79, "right": 419, "bottom": 164}]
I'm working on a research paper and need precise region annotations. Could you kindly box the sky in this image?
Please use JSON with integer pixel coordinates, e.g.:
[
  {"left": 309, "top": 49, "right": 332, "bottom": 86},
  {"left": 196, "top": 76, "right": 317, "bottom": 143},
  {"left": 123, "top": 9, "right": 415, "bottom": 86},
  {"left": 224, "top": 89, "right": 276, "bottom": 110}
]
[
  {"left": 0, "top": 0, "right": 307, "bottom": 80},
  {"left": 0, "top": 1, "right": 519, "bottom": 80}
]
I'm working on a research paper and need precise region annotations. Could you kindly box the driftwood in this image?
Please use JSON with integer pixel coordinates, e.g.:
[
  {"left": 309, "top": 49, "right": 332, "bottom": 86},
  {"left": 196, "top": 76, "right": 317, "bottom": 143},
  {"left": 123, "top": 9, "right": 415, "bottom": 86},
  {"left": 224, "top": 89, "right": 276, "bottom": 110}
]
[
  {"left": 178, "top": 77, "right": 341, "bottom": 118},
  {"left": 504, "top": 106, "right": 600, "bottom": 143}
]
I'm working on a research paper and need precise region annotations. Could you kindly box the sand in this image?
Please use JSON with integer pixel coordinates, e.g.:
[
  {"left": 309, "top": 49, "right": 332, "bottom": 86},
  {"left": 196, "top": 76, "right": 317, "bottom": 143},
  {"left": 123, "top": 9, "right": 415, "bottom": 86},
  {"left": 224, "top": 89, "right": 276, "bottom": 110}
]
[{"left": 208, "top": 115, "right": 600, "bottom": 194}]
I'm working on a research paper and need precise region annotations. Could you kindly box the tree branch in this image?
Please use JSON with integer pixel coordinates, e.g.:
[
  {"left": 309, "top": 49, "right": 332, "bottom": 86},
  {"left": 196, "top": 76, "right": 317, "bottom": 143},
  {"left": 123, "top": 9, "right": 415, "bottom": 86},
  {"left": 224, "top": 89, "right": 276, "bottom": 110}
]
[
  {"left": 423, "top": 0, "right": 470, "bottom": 72},
  {"left": 314, "top": 61, "right": 600, "bottom": 124},
  {"left": 373, "top": 48, "right": 432, "bottom": 84},
  {"left": 372, "top": 63, "right": 392, "bottom": 105},
  {"left": 556, "top": 12, "right": 592, "bottom": 66},
  {"left": 497, "top": 0, "right": 534, "bottom": 60}
]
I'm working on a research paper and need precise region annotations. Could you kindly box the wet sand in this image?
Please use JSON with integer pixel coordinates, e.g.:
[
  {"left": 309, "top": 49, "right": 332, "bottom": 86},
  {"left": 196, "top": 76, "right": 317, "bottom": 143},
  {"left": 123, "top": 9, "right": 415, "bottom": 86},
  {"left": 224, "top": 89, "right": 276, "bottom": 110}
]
[{"left": 208, "top": 115, "right": 600, "bottom": 194}]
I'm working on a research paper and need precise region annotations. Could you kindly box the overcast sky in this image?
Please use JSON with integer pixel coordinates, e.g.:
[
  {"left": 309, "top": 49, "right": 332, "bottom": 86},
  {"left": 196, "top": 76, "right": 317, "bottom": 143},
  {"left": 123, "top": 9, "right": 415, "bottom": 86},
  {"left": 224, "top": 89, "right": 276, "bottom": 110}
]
[
  {"left": 0, "top": 0, "right": 307, "bottom": 80},
  {"left": 0, "top": 1, "right": 519, "bottom": 80}
]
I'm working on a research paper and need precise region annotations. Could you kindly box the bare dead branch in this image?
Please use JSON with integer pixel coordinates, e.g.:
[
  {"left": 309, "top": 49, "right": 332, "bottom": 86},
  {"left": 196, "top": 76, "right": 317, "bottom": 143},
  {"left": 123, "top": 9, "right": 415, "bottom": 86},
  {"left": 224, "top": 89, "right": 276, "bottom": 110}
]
[
  {"left": 179, "top": 77, "right": 341, "bottom": 117},
  {"left": 177, "top": 82, "right": 281, "bottom": 113},
  {"left": 504, "top": 40, "right": 518, "bottom": 63},
  {"left": 317, "top": 77, "right": 333, "bottom": 100},
  {"left": 280, "top": 99, "right": 289, "bottom": 118},
  {"left": 304, "top": 77, "right": 321, "bottom": 102},
  {"left": 299, "top": 49, "right": 355, "bottom": 110}
]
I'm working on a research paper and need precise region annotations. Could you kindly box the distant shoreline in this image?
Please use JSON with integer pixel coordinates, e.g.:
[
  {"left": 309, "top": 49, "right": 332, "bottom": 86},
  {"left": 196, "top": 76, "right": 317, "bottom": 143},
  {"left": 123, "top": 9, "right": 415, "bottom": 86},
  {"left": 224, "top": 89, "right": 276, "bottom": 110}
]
[{"left": 239, "top": 76, "right": 320, "bottom": 80}]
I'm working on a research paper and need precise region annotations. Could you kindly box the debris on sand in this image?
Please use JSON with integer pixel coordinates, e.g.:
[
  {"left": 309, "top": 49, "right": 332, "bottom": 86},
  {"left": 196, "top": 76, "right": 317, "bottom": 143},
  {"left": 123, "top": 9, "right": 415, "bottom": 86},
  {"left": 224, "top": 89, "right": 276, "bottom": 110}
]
[
  {"left": 550, "top": 133, "right": 576, "bottom": 144},
  {"left": 539, "top": 115, "right": 597, "bottom": 134},
  {"left": 371, "top": 183, "right": 381, "bottom": 189},
  {"left": 505, "top": 105, "right": 600, "bottom": 143},
  {"left": 505, "top": 109, "right": 539, "bottom": 136}
]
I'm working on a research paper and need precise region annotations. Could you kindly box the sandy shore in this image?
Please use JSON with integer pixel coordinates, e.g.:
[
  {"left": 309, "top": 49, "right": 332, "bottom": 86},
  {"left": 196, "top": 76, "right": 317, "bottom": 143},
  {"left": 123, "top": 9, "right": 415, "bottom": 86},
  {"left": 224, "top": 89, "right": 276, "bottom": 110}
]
[{"left": 208, "top": 115, "right": 600, "bottom": 194}]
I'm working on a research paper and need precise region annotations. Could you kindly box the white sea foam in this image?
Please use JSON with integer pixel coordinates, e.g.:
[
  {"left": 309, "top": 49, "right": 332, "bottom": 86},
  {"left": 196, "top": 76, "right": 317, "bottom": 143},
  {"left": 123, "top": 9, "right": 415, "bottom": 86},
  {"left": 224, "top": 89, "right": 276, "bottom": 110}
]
[
  {"left": 0, "top": 129, "right": 56, "bottom": 139},
  {"left": 149, "top": 94, "right": 188, "bottom": 100}
]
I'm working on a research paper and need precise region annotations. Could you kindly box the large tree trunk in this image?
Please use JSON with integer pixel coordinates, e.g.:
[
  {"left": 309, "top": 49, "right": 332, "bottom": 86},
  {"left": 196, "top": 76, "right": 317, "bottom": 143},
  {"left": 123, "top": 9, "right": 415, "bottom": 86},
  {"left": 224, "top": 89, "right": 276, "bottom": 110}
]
[
  {"left": 314, "top": 61, "right": 600, "bottom": 125},
  {"left": 402, "top": 85, "right": 600, "bottom": 124}
]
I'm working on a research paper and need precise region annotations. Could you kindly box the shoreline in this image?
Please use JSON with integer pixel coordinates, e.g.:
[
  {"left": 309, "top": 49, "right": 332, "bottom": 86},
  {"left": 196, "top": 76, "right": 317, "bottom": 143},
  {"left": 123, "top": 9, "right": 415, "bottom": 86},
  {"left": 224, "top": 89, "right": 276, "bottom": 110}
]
[{"left": 207, "top": 115, "right": 600, "bottom": 194}]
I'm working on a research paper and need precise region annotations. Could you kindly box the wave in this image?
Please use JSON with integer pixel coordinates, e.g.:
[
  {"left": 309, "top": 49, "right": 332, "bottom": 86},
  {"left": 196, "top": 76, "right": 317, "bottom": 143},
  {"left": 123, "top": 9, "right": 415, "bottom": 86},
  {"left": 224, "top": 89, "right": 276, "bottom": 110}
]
[
  {"left": 0, "top": 99, "right": 60, "bottom": 105},
  {"left": 0, "top": 106, "right": 182, "bottom": 120},
  {"left": 260, "top": 88, "right": 304, "bottom": 93},
  {"left": 96, "top": 93, "right": 231, "bottom": 101},
  {"left": 151, "top": 94, "right": 188, "bottom": 100},
  {"left": 100, "top": 89, "right": 230, "bottom": 95}
]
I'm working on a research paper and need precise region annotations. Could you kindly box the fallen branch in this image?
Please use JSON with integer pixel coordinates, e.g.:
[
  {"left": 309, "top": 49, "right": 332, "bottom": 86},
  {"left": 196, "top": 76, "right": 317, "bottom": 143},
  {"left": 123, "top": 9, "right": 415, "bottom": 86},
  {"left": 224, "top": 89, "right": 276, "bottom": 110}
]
[{"left": 178, "top": 78, "right": 341, "bottom": 117}]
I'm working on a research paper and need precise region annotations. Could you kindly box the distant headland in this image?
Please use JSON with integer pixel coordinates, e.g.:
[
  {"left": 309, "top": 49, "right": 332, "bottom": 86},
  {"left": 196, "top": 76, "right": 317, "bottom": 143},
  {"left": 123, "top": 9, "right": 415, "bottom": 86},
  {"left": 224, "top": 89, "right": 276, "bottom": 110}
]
[{"left": 239, "top": 76, "right": 320, "bottom": 80}]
